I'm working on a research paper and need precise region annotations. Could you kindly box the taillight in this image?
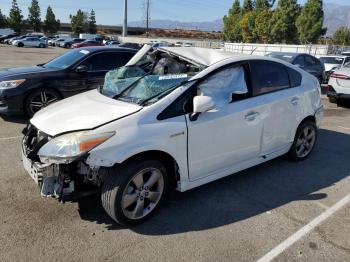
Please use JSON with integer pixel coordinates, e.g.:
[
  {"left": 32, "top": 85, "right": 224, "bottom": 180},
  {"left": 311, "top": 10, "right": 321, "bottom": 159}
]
[{"left": 330, "top": 73, "right": 349, "bottom": 80}]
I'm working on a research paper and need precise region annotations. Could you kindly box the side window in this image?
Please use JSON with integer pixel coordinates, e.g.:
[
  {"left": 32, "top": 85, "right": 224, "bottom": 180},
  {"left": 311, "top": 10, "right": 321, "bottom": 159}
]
[
  {"left": 80, "top": 52, "right": 130, "bottom": 71},
  {"left": 120, "top": 52, "right": 135, "bottom": 65},
  {"left": 293, "top": 56, "right": 305, "bottom": 67},
  {"left": 250, "top": 61, "right": 290, "bottom": 96},
  {"left": 344, "top": 57, "right": 350, "bottom": 64},
  {"left": 197, "top": 66, "right": 248, "bottom": 108},
  {"left": 305, "top": 56, "right": 316, "bottom": 66},
  {"left": 286, "top": 67, "right": 302, "bottom": 87}
]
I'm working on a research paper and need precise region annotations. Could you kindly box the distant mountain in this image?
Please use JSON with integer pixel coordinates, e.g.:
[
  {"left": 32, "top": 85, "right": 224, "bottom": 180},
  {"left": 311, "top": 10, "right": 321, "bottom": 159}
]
[
  {"left": 323, "top": 3, "right": 350, "bottom": 36},
  {"left": 129, "top": 3, "right": 350, "bottom": 36},
  {"left": 129, "top": 19, "right": 223, "bottom": 32}
]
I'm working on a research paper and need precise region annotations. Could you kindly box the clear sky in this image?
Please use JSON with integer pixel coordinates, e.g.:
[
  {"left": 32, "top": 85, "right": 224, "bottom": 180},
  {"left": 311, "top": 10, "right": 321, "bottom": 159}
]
[{"left": 0, "top": 0, "right": 348, "bottom": 25}]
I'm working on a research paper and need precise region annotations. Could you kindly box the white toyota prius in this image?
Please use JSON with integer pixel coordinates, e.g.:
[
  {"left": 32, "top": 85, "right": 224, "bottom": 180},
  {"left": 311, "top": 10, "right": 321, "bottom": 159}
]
[{"left": 22, "top": 46, "right": 324, "bottom": 226}]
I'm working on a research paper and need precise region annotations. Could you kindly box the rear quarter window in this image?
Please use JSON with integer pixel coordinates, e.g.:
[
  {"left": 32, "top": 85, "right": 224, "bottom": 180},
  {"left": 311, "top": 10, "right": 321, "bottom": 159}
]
[{"left": 286, "top": 67, "right": 302, "bottom": 87}]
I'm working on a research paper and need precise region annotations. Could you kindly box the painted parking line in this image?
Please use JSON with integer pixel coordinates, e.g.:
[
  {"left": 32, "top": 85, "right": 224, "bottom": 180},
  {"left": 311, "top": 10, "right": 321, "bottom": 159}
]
[
  {"left": 0, "top": 136, "right": 22, "bottom": 141},
  {"left": 257, "top": 192, "right": 350, "bottom": 262},
  {"left": 338, "top": 126, "right": 350, "bottom": 131}
]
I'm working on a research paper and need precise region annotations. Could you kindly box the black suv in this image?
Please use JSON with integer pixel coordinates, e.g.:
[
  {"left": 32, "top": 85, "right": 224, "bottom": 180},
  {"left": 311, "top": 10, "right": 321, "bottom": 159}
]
[{"left": 0, "top": 47, "right": 137, "bottom": 117}]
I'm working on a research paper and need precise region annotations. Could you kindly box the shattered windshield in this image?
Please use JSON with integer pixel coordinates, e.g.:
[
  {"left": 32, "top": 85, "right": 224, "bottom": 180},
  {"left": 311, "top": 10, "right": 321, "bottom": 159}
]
[{"left": 101, "top": 48, "right": 201, "bottom": 105}]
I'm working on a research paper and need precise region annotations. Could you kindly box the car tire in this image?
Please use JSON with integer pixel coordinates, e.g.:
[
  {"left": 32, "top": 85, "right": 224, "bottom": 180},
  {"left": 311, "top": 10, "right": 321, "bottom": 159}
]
[
  {"left": 25, "top": 88, "right": 61, "bottom": 117},
  {"left": 328, "top": 96, "right": 337, "bottom": 104},
  {"left": 18, "top": 42, "right": 24, "bottom": 47},
  {"left": 288, "top": 120, "right": 317, "bottom": 161},
  {"left": 39, "top": 43, "right": 45, "bottom": 48},
  {"left": 101, "top": 159, "right": 169, "bottom": 226}
]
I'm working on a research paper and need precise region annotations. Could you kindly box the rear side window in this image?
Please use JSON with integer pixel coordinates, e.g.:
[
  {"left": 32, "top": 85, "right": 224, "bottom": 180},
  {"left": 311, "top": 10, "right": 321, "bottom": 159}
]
[
  {"left": 286, "top": 67, "right": 302, "bottom": 87},
  {"left": 250, "top": 61, "right": 290, "bottom": 96},
  {"left": 305, "top": 56, "right": 316, "bottom": 66},
  {"left": 81, "top": 52, "right": 134, "bottom": 71},
  {"left": 293, "top": 56, "right": 305, "bottom": 67}
]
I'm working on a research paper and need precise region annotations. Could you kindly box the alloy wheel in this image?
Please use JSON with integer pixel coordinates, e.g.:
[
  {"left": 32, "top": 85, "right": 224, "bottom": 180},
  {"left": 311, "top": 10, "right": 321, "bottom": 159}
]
[
  {"left": 121, "top": 167, "right": 164, "bottom": 220},
  {"left": 295, "top": 125, "right": 316, "bottom": 158},
  {"left": 29, "top": 90, "right": 59, "bottom": 115}
]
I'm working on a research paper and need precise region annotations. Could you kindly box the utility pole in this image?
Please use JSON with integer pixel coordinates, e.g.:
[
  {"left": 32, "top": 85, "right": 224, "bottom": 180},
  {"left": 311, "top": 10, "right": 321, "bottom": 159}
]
[
  {"left": 122, "top": 0, "right": 127, "bottom": 37},
  {"left": 146, "top": 0, "right": 150, "bottom": 31}
]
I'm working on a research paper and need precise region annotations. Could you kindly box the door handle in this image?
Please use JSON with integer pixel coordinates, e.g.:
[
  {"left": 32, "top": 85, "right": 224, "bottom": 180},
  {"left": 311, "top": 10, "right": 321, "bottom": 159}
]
[
  {"left": 291, "top": 97, "right": 300, "bottom": 105},
  {"left": 245, "top": 112, "right": 259, "bottom": 121}
]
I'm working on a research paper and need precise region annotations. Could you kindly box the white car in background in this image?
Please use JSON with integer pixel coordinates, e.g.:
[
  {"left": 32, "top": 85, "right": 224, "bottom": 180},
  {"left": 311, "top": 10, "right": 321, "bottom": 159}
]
[
  {"left": 13, "top": 37, "right": 47, "bottom": 48},
  {"left": 327, "top": 64, "right": 350, "bottom": 103},
  {"left": 21, "top": 46, "right": 323, "bottom": 226},
  {"left": 318, "top": 55, "right": 350, "bottom": 82}
]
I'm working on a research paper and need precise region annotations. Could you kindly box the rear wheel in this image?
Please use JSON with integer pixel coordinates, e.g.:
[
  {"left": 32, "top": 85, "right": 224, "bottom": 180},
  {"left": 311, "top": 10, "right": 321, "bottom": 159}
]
[
  {"left": 101, "top": 159, "right": 169, "bottom": 226},
  {"left": 25, "top": 88, "right": 61, "bottom": 117},
  {"left": 39, "top": 43, "right": 45, "bottom": 48},
  {"left": 288, "top": 120, "right": 317, "bottom": 161},
  {"left": 328, "top": 96, "right": 337, "bottom": 104}
]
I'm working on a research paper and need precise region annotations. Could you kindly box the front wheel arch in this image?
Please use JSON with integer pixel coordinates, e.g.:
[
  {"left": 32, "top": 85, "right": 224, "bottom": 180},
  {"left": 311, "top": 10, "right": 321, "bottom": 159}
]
[{"left": 118, "top": 150, "right": 179, "bottom": 189}]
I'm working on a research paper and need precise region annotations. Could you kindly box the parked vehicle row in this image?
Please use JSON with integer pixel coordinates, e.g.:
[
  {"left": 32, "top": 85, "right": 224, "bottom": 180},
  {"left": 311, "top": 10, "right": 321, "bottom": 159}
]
[{"left": 1, "top": 34, "right": 49, "bottom": 48}]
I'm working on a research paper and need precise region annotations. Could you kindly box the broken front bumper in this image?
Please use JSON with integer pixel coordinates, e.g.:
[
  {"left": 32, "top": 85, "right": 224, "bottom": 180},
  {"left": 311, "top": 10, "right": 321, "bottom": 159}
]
[{"left": 21, "top": 147, "right": 74, "bottom": 199}]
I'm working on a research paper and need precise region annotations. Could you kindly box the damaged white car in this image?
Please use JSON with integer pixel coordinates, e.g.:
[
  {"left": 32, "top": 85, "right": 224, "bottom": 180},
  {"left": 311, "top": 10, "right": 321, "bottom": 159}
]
[{"left": 22, "top": 45, "right": 323, "bottom": 226}]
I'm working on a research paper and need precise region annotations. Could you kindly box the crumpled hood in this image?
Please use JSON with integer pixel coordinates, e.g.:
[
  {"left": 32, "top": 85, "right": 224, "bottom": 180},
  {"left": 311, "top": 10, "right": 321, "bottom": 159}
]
[
  {"left": 0, "top": 66, "right": 53, "bottom": 79},
  {"left": 30, "top": 89, "right": 142, "bottom": 136}
]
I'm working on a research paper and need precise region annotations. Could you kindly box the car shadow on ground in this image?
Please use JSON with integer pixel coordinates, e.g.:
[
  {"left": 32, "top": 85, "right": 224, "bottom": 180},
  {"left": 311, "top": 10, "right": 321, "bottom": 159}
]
[
  {"left": 0, "top": 115, "right": 29, "bottom": 124},
  {"left": 77, "top": 129, "right": 350, "bottom": 234},
  {"left": 336, "top": 100, "right": 350, "bottom": 109}
]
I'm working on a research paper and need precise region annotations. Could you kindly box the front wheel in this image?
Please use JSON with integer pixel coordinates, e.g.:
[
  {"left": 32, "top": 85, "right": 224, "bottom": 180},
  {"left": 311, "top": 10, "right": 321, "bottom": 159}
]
[
  {"left": 25, "top": 88, "right": 61, "bottom": 117},
  {"left": 17, "top": 42, "right": 24, "bottom": 47},
  {"left": 288, "top": 120, "right": 317, "bottom": 161},
  {"left": 101, "top": 159, "right": 169, "bottom": 226}
]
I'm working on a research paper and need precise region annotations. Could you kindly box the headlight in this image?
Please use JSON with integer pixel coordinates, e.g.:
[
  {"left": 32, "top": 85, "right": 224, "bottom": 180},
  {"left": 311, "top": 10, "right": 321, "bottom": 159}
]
[
  {"left": 0, "top": 79, "right": 26, "bottom": 89},
  {"left": 38, "top": 131, "right": 115, "bottom": 164}
]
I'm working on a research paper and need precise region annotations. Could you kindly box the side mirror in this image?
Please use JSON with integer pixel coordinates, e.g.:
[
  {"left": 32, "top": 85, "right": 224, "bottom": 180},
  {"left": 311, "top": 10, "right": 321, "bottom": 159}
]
[
  {"left": 193, "top": 95, "right": 214, "bottom": 113},
  {"left": 75, "top": 65, "right": 88, "bottom": 73},
  {"left": 190, "top": 96, "right": 214, "bottom": 121}
]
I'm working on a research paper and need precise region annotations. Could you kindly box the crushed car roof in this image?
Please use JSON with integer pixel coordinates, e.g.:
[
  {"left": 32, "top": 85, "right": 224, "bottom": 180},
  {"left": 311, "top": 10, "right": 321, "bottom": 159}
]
[{"left": 159, "top": 47, "right": 238, "bottom": 67}]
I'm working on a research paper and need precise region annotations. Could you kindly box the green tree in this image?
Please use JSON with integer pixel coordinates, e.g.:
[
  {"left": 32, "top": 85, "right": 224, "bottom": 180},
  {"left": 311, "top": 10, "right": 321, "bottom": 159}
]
[
  {"left": 271, "top": 0, "right": 300, "bottom": 44},
  {"left": 253, "top": 9, "right": 273, "bottom": 43},
  {"left": 70, "top": 9, "right": 88, "bottom": 35},
  {"left": 223, "top": 0, "right": 242, "bottom": 42},
  {"left": 243, "top": 0, "right": 254, "bottom": 13},
  {"left": 88, "top": 9, "right": 97, "bottom": 34},
  {"left": 255, "top": 0, "right": 270, "bottom": 9},
  {"left": 43, "top": 6, "right": 60, "bottom": 34},
  {"left": 0, "top": 9, "right": 8, "bottom": 28},
  {"left": 28, "top": 0, "right": 41, "bottom": 32},
  {"left": 333, "top": 27, "right": 350, "bottom": 46},
  {"left": 240, "top": 11, "right": 256, "bottom": 42},
  {"left": 8, "top": 0, "right": 23, "bottom": 33},
  {"left": 296, "top": 0, "right": 326, "bottom": 44}
]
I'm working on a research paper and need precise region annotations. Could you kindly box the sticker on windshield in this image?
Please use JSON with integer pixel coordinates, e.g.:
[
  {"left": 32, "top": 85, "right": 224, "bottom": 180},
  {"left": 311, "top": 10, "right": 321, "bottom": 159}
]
[
  {"left": 159, "top": 74, "right": 188, "bottom": 80},
  {"left": 80, "top": 50, "right": 90, "bottom": 55}
]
